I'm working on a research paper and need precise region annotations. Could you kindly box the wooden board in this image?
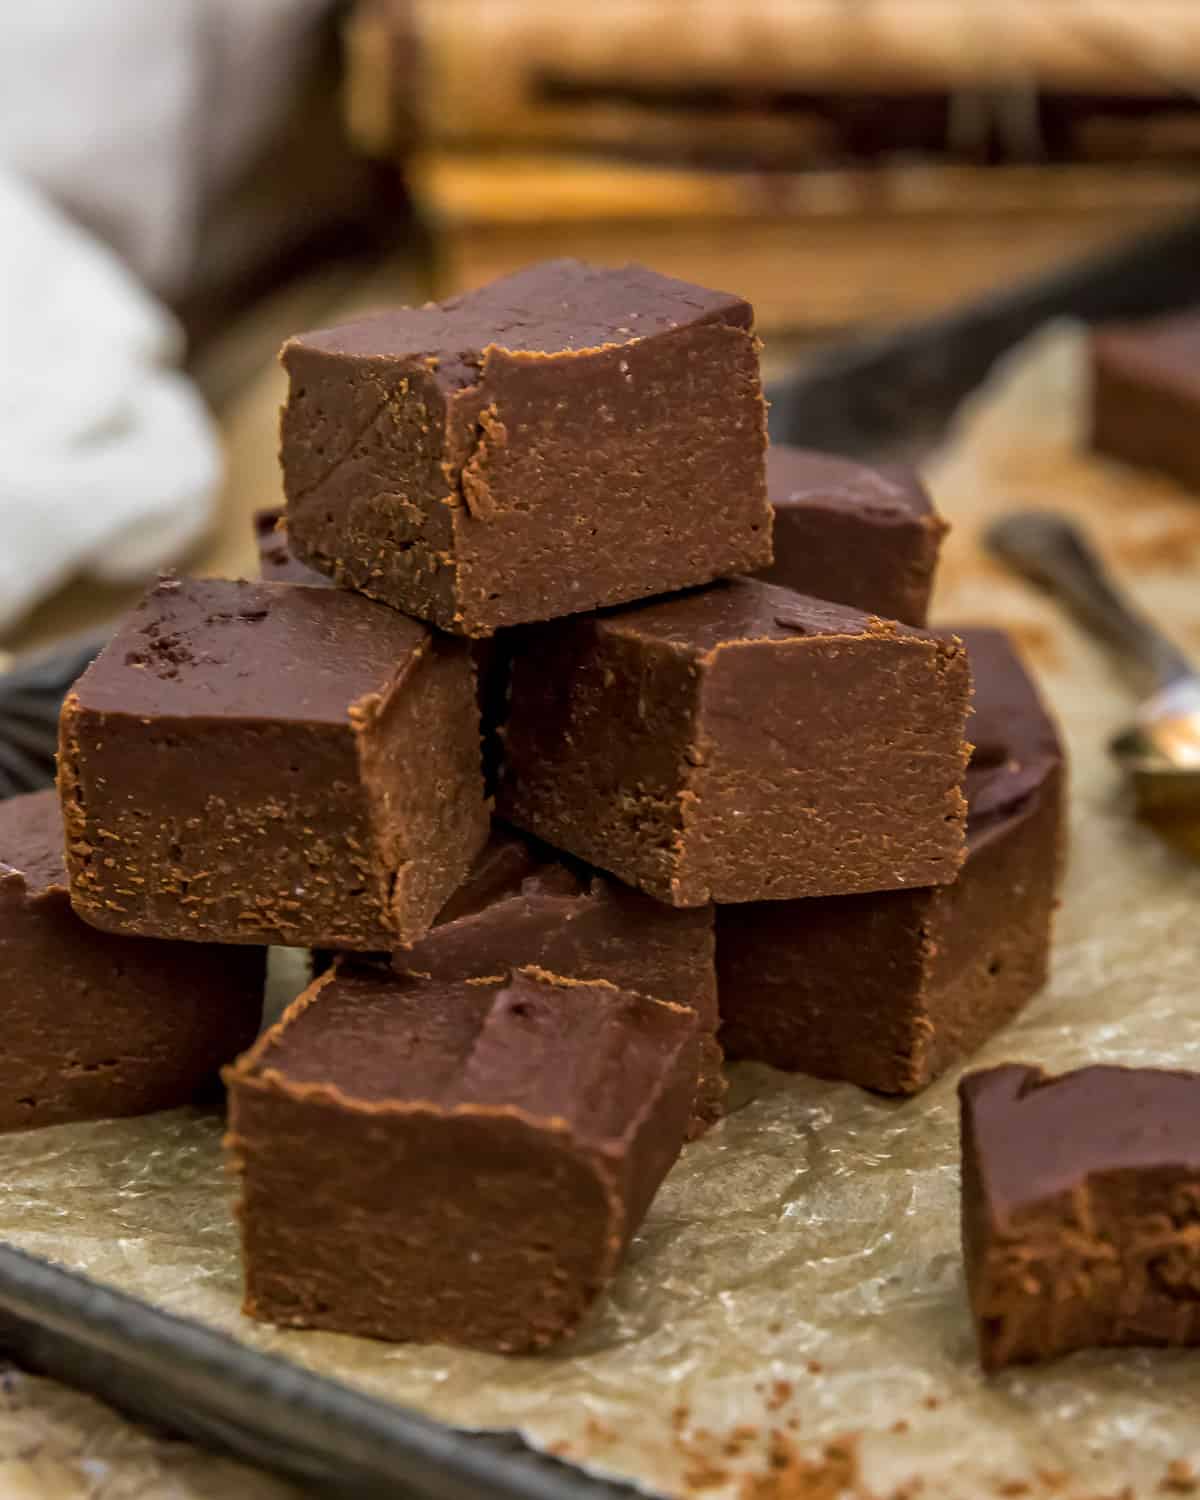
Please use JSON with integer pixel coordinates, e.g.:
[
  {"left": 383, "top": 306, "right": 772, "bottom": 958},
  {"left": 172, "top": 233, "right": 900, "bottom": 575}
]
[
  {"left": 415, "top": 152, "right": 1200, "bottom": 331},
  {"left": 348, "top": 0, "right": 1200, "bottom": 157}
]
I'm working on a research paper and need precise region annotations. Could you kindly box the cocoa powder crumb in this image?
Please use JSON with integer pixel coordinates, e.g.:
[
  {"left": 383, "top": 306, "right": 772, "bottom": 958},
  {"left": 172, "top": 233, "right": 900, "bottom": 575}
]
[
  {"left": 672, "top": 1405, "right": 691, "bottom": 1431},
  {"left": 1037, "top": 1470, "right": 1069, "bottom": 1491},
  {"left": 676, "top": 1419, "right": 727, "bottom": 1493},
  {"left": 1162, "top": 1461, "right": 1199, "bottom": 1494},
  {"left": 923, "top": 1396, "right": 941, "bottom": 1410},
  {"left": 724, "top": 1426, "right": 761, "bottom": 1458},
  {"left": 807, "top": 1360, "right": 824, "bottom": 1375},
  {"left": 685, "top": 1458, "right": 731, "bottom": 1492},
  {"left": 738, "top": 1431, "right": 860, "bottom": 1500},
  {"left": 891, "top": 1420, "right": 910, "bottom": 1435},
  {"left": 998, "top": 1483, "right": 1031, "bottom": 1496},
  {"left": 767, "top": 1380, "right": 793, "bottom": 1411}
]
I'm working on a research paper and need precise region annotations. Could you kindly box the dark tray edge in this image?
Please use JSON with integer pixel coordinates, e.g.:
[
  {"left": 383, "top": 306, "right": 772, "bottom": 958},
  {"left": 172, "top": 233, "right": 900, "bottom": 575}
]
[{"left": 0, "top": 1244, "right": 656, "bottom": 1500}]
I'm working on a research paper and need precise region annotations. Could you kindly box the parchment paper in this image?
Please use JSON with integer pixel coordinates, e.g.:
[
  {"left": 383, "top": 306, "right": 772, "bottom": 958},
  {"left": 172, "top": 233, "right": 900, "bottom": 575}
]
[{"left": 6, "top": 324, "right": 1200, "bottom": 1499}]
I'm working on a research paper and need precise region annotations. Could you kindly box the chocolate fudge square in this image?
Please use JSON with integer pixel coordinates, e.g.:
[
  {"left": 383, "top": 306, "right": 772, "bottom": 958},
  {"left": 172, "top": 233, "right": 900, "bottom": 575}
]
[
  {"left": 1092, "top": 308, "right": 1200, "bottom": 492},
  {"left": 961, "top": 1063, "right": 1200, "bottom": 1371},
  {"left": 0, "top": 790, "right": 263, "bottom": 1132},
  {"left": 253, "top": 508, "right": 330, "bottom": 586},
  {"left": 499, "top": 578, "right": 971, "bottom": 906},
  {"left": 398, "top": 826, "right": 724, "bottom": 1134},
  {"left": 226, "top": 964, "right": 699, "bottom": 1351},
  {"left": 253, "top": 507, "right": 509, "bottom": 787},
  {"left": 753, "top": 445, "right": 946, "bottom": 626},
  {"left": 280, "top": 259, "right": 772, "bottom": 636},
  {"left": 60, "top": 577, "right": 488, "bottom": 950},
  {"left": 718, "top": 628, "right": 1064, "bottom": 1093}
]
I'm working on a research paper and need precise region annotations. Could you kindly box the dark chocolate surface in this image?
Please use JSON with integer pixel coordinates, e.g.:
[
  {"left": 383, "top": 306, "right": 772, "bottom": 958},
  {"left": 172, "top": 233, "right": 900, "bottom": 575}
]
[
  {"left": 501, "top": 577, "right": 970, "bottom": 905},
  {"left": 70, "top": 577, "right": 428, "bottom": 724},
  {"left": 227, "top": 965, "right": 698, "bottom": 1351},
  {"left": 398, "top": 827, "right": 724, "bottom": 1133},
  {"left": 961, "top": 626, "right": 1065, "bottom": 838},
  {"left": 766, "top": 445, "right": 933, "bottom": 523},
  {"left": 961, "top": 1061, "right": 1200, "bottom": 1369},
  {"left": 0, "top": 785, "right": 66, "bottom": 895},
  {"left": 281, "top": 260, "right": 771, "bottom": 637},
  {"left": 1094, "top": 306, "right": 1200, "bottom": 387},
  {"left": 253, "top": 967, "right": 695, "bottom": 1142},
  {"left": 258, "top": 970, "right": 490, "bottom": 1104},
  {"left": 716, "top": 626, "right": 1064, "bottom": 1094},
  {"left": 253, "top": 510, "right": 331, "bottom": 587},
  {"left": 431, "top": 827, "right": 546, "bottom": 925},
  {"left": 962, "top": 1064, "right": 1200, "bottom": 1217},
  {"left": 1091, "top": 306, "right": 1200, "bottom": 491},
  {"left": 60, "top": 577, "right": 487, "bottom": 950},
  {"left": 753, "top": 445, "right": 945, "bottom": 627},
  {"left": 291, "top": 259, "right": 752, "bottom": 391},
  {"left": 598, "top": 576, "right": 887, "bottom": 653},
  {"left": 0, "top": 791, "right": 264, "bottom": 1133}
]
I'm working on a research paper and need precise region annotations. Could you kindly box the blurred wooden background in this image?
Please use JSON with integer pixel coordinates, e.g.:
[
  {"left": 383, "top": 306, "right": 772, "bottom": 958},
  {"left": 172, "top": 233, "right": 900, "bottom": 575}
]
[{"left": 8, "top": 0, "right": 1200, "bottom": 652}]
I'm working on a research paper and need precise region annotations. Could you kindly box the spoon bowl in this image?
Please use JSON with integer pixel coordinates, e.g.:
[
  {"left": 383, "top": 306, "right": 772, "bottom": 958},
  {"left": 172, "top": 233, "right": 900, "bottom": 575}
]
[{"left": 986, "top": 511, "right": 1200, "bottom": 851}]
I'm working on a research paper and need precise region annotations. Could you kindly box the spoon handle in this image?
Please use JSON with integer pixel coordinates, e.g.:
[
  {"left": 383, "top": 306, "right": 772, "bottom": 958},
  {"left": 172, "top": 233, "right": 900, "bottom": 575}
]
[{"left": 985, "top": 511, "right": 1195, "bottom": 691}]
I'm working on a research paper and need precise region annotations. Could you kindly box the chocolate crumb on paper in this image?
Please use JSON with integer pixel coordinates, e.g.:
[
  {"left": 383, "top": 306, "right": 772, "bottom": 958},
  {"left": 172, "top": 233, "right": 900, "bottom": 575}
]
[
  {"left": 738, "top": 1432, "right": 860, "bottom": 1500},
  {"left": 1162, "top": 1460, "right": 1199, "bottom": 1494}
]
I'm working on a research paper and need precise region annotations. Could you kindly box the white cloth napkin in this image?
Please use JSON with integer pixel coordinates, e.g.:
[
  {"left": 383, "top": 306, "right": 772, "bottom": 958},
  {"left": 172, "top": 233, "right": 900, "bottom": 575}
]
[
  {"left": 0, "top": 0, "right": 333, "bottom": 636},
  {"left": 0, "top": 0, "right": 332, "bottom": 296},
  {"left": 0, "top": 173, "right": 220, "bottom": 634}
]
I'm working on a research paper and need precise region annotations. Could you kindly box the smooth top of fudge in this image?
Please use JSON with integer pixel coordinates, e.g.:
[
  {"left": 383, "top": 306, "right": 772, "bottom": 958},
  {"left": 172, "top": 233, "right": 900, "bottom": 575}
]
[
  {"left": 432, "top": 827, "right": 548, "bottom": 925},
  {"left": 72, "top": 577, "right": 430, "bottom": 724},
  {"left": 767, "top": 445, "right": 934, "bottom": 525},
  {"left": 0, "top": 789, "right": 66, "bottom": 896},
  {"left": 1093, "top": 307, "right": 1200, "bottom": 391},
  {"left": 401, "top": 830, "right": 659, "bottom": 979},
  {"left": 253, "top": 509, "right": 331, "bottom": 587},
  {"left": 958, "top": 627, "right": 1063, "bottom": 839},
  {"left": 286, "top": 260, "right": 752, "bottom": 394},
  {"left": 596, "top": 576, "right": 945, "bottom": 657},
  {"left": 962, "top": 1064, "right": 1200, "bottom": 1218},
  {"left": 243, "top": 965, "right": 695, "bottom": 1144}
]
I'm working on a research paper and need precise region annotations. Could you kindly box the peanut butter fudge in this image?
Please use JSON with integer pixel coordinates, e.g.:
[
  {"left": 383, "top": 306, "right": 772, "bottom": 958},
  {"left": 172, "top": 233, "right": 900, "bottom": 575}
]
[
  {"left": 60, "top": 577, "right": 488, "bottom": 950},
  {"left": 718, "top": 628, "right": 1064, "bottom": 1093},
  {"left": 226, "top": 964, "right": 699, "bottom": 1351},
  {"left": 280, "top": 259, "right": 772, "bottom": 636},
  {"left": 398, "top": 827, "right": 724, "bottom": 1134},
  {"left": 961, "top": 1063, "right": 1200, "bottom": 1371},
  {"left": 753, "top": 445, "right": 946, "bottom": 626},
  {"left": 499, "top": 578, "right": 971, "bottom": 905},
  {"left": 0, "top": 790, "right": 263, "bottom": 1132},
  {"left": 1091, "top": 308, "right": 1200, "bottom": 492}
]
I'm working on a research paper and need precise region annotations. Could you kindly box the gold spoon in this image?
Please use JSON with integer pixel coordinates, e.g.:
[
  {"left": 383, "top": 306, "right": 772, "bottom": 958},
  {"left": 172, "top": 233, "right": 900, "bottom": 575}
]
[{"left": 986, "top": 511, "right": 1200, "bottom": 855}]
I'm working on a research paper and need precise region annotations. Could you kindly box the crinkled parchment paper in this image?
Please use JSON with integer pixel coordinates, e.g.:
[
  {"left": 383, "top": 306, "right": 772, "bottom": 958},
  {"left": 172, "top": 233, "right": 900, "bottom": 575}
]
[{"left": 4, "top": 324, "right": 1200, "bottom": 1499}]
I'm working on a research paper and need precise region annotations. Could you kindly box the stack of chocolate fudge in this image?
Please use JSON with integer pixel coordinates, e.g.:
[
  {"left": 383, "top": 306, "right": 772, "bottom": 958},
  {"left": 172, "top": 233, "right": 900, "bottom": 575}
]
[{"left": 4, "top": 260, "right": 1067, "bottom": 1358}]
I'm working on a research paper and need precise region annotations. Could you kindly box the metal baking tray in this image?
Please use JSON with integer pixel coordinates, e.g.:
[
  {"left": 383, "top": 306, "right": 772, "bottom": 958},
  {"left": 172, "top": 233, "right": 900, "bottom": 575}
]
[{"left": 2, "top": 212, "right": 1200, "bottom": 1500}]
